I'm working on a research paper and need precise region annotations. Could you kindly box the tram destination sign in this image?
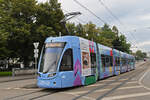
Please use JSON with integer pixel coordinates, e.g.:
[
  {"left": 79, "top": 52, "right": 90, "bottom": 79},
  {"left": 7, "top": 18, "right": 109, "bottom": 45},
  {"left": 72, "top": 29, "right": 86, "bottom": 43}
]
[{"left": 46, "top": 42, "right": 65, "bottom": 48}]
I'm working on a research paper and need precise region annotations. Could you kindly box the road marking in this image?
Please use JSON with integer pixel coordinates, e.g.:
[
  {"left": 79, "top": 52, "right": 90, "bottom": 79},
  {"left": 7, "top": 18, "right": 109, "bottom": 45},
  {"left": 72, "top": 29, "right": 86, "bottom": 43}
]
[
  {"left": 6, "top": 88, "right": 11, "bottom": 89},
  {"left": 96, "top": 85, "right": 143, "bottom": 93},
  {"left": 101, "top": 80, "right": 114, "bottom": 82},
  {"left": 102, "top": 92, "right": 150, "bottom": 100},
  {"left": 119, "top": 78, "right": 128, "bottom": 81},
  {"left": 14, "top": 88, "right": 21, "bottom": 89},
  {"left": 4, "top": 87, "right": 41, "bottom": 91},
  {"left": 65, "top": 92, "right": 96, "bottom": 100},
  {"left": 65, "top": 86, "right": 142, "bottom": 95},
  {"left": 101, "top": 78, "right": 128, "bottom": 82},
  {"left": 20, "top": 88, "right": 42, "bottom": 91},
  {"left": 86, "top": 81, "right": 138, "bottom": 87},
  {"left": 139, "top": 68, "right": 150, "bottom": 91}
]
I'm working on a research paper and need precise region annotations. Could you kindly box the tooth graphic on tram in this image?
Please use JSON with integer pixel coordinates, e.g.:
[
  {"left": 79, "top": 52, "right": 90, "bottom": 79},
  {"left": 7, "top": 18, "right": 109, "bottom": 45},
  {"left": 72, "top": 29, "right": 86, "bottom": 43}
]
[{"left": 37, "top": 36, "right": 135, "bottom": 88}]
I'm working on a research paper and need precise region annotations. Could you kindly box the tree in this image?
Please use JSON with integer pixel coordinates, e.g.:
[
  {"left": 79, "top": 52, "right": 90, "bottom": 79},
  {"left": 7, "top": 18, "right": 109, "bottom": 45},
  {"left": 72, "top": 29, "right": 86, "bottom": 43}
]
[
  {"left": 4, "top": 0, "right": 38, "bottom": 66},
  {"left": 66, "top": 23, "right": 131, "bottom": 53},
  {"left": 135, "top": 50, "right": 147, "bottom": 60},
  {"left": 34, "top": 0, "right": 65, "bottom": 51},
  {"left": 66, "top": 22, "right": 76, "bottom": 35},
  {"left": 100, "top": 24, "right": 116, "bottom": 47},
  {"left": 0, "top": 0, "right": 132, "bottom": 66},
  {"left": 112, "top": 26, "right": 119, "bottom": 37},
  {"left": 76, "top": 23, "right": 84, "bottom": 36},
  {"left": 0, "top": 0, "right": 65, "bottom": 66},
  {"left": 0, "top": 0, "right": 13, "bottom": 59},
  {"left": 0, "top": 31, "right": 9, "bottom": 59}
]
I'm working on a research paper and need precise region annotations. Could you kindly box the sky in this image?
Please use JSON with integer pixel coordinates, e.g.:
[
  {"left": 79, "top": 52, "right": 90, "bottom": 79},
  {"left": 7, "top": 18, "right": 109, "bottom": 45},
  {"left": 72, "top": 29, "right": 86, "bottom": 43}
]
[{"left": 38, "top": 0, "right": 150, "bottom": 53}]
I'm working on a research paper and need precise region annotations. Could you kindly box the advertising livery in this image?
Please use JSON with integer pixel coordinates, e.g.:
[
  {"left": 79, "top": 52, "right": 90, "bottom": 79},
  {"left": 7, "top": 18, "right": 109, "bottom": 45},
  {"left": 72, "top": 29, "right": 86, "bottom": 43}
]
[{"left": 37, "top": 36, "right": 135, "bottom": 88}]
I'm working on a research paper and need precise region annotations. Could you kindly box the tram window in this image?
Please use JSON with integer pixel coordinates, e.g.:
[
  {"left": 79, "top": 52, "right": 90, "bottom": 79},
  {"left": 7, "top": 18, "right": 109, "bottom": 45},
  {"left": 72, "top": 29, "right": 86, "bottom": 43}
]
[
  {"left": 60, "top": 49, "right": 73, "bottom": 71},
  {"left": 128, "top": 59, "right": 130, "bottom": 64},
  {"left": 115, "top": 57, "right": 120, "bottom": 66},
  {"left": 110, "top": 56, "right": 113, "bottom": 66},
  {"left": 115, "top": 57, "right": 117, "bottom": 66},
  {"left": 105, "top": 56, "right": 110, "bottom": 67},
  {"left": 131, "top": 59, "right": 134, "bottom": 63},
  {"left": 90, "top": 53, "right": 96, "bottom": 68},
  {"left": 118, "top": 57, "right": 120, "bottom": 66},
  {"left": 122, "top": 58, "right": 124, "bottom": 66},
  {"left": 125, "top": 59, "right": 127, "bottom": 65},
  {"left": 115, "top": 57, "right": 119, "bottom": 66},
  {"left": 122, "top": 58, "right": 126, "bottom": 66},
  {"left": 101, "top": 54, "right": 105, "bottom": 68},
  {"left": 121, "top": 58, "right": 123, "bottom": 66}
]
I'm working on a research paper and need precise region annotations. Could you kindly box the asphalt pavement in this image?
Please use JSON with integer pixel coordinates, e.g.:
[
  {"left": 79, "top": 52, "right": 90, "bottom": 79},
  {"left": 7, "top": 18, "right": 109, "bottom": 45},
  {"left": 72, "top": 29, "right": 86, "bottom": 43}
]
[{"left": 0, "top": 61, "right": 150, "bottom": 100}]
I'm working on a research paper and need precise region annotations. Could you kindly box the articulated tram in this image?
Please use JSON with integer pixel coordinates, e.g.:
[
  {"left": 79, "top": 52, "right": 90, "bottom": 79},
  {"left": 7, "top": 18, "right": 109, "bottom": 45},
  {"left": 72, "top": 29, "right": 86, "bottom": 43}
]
[{"left": 37, "top": 36, "right": 135, "bottom": 88}]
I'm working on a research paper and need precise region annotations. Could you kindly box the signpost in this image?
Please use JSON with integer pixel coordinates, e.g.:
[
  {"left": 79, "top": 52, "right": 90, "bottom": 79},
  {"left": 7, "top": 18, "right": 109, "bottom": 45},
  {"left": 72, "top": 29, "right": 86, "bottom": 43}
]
[{"left": 33, "top": 42, "right": 39, "bottom": 74}]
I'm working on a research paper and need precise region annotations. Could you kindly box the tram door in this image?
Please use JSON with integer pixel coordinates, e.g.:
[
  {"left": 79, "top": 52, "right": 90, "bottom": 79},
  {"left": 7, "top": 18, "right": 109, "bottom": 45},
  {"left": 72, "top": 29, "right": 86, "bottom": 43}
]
[
  {"left": 80, "top": 38, "right": 98, "bottom": 85},
  {"left": 59, "top": 48, "right": 74, "bottom": 87}
]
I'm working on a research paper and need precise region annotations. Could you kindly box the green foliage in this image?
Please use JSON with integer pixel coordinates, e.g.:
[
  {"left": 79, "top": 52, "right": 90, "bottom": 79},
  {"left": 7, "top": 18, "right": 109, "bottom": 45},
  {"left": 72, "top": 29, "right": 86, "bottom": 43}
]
[
  {"left": 0, "top": 0, "right": 133, "bottom": 67},
  {"left": 112, "top": 34, "right": 131, "bottom": 53},
  {"left": 135, "top": 50, "right": 147, "bottom": 60},
  {"left": 66, "top": 22, "right": 76, "bottom": 35},
  {"left": 0, "top": 71, "right": 12, "bottom": 76},
  {"left": 0, "top": 0, "right": 64, "bottom": 66},
  {"left": 67, "top": 22, "right": 131, "bottom": 53}
]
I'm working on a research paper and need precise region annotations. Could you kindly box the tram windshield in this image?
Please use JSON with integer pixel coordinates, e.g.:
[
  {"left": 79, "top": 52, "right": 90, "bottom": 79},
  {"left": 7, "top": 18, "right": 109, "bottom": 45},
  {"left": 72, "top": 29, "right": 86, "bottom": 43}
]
[{"left": 39, "top": 43, "right": 65, "bottom": 73}]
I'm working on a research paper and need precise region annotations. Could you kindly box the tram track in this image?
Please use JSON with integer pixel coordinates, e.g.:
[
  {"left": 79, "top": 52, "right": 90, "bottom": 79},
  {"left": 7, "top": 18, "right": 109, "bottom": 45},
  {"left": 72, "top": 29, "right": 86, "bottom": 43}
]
[
  {"left": 29, "top": 90, "right": 58, "bottom": 100},
  {"left": 4, "top": 88, "right": 59, "bottom": 100},
  {"left": 96, "top": 67, "right": 148, "bottom": 100},
  {"left": 0, "top": 77, "right": 35, "bottom": 84},
  {"left": 72, "top": 62, "right": 149, "bottom": 100},
  {"left": 5, "top": 90, "right": 43, "bottom": 100},
  {"left": 3, "top": 62, "right": 147, "bottom": 100}
]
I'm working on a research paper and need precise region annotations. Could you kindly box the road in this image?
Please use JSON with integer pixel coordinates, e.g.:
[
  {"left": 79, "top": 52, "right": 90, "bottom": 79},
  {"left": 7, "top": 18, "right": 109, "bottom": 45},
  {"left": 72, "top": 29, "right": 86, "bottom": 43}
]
[{"left": 0, "top": 61, "right": 150, "bottom": 100}]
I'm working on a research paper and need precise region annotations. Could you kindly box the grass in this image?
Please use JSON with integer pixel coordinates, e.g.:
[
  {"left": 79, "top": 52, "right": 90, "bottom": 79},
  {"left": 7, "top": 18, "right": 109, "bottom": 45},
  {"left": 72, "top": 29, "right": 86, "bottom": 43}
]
[{"left": 0, "top": 71, "right": 12, "bottom": 76}]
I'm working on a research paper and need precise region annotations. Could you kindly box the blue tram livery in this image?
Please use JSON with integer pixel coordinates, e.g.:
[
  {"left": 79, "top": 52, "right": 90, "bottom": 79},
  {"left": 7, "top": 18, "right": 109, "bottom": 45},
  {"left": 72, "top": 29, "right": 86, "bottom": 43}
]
[{"left": 37, "top": 36, "right": 135, "bottom": 88}]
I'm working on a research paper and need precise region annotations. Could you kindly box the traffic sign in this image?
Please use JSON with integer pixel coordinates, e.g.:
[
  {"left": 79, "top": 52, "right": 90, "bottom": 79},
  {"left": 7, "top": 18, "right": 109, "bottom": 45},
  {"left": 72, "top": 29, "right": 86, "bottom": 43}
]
[
  {"left": 34, "top": 54, "right": 38, "bottom": 58},
  {"left": 34, "top": 49, "right": 39, "bottom": 54},
  {"left": 33, "top": 42, "right": 39, "bottom": 49}
]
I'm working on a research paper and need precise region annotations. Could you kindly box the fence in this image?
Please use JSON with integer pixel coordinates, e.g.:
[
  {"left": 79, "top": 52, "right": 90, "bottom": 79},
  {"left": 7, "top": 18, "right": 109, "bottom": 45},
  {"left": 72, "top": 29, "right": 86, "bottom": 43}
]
[{"left": 12, "top": 68, "right": 37, "bottom": 76}]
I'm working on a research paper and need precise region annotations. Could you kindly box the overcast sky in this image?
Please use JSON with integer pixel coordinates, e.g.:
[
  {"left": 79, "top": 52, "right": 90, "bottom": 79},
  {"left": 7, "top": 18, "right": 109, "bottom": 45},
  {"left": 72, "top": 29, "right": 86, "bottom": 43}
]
[{"left": 38, "top": 0, "right": 150, "bottom": 53}]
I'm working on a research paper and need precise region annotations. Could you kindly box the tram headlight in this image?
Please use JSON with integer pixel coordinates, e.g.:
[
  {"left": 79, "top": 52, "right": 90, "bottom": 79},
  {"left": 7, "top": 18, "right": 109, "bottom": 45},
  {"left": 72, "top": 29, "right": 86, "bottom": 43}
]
[
  {"left": 48, "top": 73, "right": 56, "bottom": 77},
  {"left": 38, "top": 73, "right": 41, "bottom": 77}
]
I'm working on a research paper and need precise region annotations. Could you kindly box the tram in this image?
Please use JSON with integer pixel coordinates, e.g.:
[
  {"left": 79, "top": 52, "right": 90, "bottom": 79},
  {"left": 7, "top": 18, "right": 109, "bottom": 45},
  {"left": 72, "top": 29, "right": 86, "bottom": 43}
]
[{"left": 37, "top": 36, "right": 135, "bottom": 88}]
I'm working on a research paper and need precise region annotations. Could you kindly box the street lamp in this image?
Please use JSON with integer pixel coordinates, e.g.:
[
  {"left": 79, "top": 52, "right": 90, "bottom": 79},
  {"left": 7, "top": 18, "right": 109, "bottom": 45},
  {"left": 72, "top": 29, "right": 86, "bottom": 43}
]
[{"left": 86, "top": 33, "right": 88, "bottom": 37}]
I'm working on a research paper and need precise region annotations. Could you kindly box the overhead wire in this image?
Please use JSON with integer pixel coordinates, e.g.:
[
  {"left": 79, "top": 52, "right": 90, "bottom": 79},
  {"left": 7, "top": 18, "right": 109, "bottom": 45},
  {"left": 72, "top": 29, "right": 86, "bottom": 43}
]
[
  {"left": 73, "top": 0, "right": 106, "bottom": 24},
  {"left": 98, "top": 0, "right": 123, "bottom": 25},
  {"left": 98, "top": 0, "right": 141, "bottom": 50},
  {"left": 68, "top": 0, "right": 138, "bottom": 50}
]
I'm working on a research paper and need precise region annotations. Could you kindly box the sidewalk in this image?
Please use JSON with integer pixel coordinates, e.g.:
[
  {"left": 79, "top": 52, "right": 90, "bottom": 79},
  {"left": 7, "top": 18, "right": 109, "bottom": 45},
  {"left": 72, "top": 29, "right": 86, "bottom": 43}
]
[{"left": 0, "top": 61, "right": 145, "bottom": 83}]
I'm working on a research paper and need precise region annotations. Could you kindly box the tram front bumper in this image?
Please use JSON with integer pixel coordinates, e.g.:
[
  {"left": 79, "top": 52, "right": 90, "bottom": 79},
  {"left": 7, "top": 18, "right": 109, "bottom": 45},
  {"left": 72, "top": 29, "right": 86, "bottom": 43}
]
[{"left": 37, "top": 77, "right": 62, "bottom": 88}]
